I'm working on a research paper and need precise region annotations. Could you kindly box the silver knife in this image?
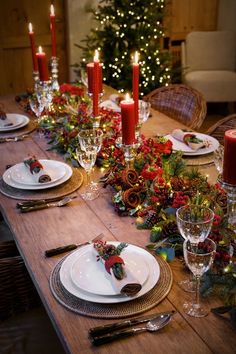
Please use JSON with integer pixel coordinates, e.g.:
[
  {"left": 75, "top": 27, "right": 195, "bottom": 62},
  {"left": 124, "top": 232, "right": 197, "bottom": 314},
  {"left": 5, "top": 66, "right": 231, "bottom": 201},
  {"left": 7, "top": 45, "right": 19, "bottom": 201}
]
[{"left": 88, "top": 310, "right": 176, "bottom": 337}]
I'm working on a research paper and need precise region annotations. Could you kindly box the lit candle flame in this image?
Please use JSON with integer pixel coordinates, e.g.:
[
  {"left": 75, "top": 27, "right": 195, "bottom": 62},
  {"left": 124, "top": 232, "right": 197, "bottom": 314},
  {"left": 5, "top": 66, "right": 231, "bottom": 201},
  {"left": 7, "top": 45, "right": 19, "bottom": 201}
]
[
  {"left": 94, "top": 49, "right": 99, "bottom": 61},
  {"left": 134, "top": 51, "right": 139, "bottom": 64},
  {"left": 50, "top": 4, "right": 55, "bottom": 16},
  {"left": 38, "top": 46, "right": 43, "bottom": 54},
  {"left": 28, "top": 23, "right": 33, "bottom": 33},
  {"left": 125, "top": 93, "right": 130, "bottom": 101}
]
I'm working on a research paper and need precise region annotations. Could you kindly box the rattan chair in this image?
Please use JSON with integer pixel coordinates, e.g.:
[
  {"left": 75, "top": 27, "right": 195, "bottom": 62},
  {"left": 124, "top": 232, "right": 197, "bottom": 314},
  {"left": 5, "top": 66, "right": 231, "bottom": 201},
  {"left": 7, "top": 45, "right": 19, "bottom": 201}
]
[
  {"left": 206, "top": 114, "right": 236, "bottom": 146},
  {"left": 0, "top": 239, "right": 41, "bottom": 321},
  {"left": 144, "top": 84, "right": 207, "bottom": 130}
]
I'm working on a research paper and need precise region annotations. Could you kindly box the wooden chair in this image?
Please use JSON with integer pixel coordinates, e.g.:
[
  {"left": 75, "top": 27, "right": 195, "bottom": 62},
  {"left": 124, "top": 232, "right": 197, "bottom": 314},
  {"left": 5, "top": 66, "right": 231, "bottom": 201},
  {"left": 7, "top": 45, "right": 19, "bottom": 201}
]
[
  {"left": 206, "top": 114, "right": 236, "bottom": 146},
  {"left": 144, "top": 84, "right": 207, "bottom": 130}
]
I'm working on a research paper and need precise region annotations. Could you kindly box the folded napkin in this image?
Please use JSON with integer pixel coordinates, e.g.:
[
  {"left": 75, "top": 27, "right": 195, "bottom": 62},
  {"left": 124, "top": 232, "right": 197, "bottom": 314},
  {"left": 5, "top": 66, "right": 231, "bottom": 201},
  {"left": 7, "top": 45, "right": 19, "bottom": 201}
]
[
  {"left": 171, "top": 129, "right": 205, "bottom": 150},
  {"left": 100, "top": 100, "right": 121, "bottom": 112},
  {"left": 24, "top": 156, "right": 51, "bottom": 183},
  {"left": 0, "top": 111, "right": 13, "bottom": 127},
  {"left": 94, "top": 241, "right": 142, "bottom": 296}
]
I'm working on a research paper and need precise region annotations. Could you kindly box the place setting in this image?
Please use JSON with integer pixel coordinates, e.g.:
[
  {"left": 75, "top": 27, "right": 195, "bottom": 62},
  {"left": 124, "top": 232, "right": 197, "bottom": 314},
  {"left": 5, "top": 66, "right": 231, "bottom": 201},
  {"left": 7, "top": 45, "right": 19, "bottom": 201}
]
[
  {"left": 0, "top": 107, "right": 37, "bottom": 141},
  {"left": 164, "top": 128, "right": 220, "bottom": 166},
  {"left": 49, "top": 239, "right": 173, "bottom": 319},
  {"left": 0, "top": 155, "right": 83, "bottom": 202}
]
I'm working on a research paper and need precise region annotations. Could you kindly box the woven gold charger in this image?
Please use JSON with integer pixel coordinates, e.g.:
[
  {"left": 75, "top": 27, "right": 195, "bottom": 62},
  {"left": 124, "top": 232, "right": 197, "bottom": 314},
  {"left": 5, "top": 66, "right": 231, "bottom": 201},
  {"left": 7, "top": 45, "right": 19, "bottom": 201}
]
[
  {"left": 0, "top": 119, "right": 37, "bottom": 138},
  {"left": 50, "top": 255, "right": 173, "bottom": 319},
  {"left": 184, "top": 153, "right": 214, "bottom": 166},
  {"left": 0, "top": 168, "right": 83, "bottom": 201}
]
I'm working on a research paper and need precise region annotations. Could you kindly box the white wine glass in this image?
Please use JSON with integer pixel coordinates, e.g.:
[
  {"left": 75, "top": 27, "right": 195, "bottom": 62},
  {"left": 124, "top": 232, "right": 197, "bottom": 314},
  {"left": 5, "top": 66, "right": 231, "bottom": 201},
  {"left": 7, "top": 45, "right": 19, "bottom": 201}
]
[
  {"left": 136, "top": 100, "right": 151, "bottom": 140},
  {"left": 213, "top": 145, "right": 224, "bottom": 174},
  {"left": 183, "top": 238, "right": 216, "bottom": 317},
  {"left": 76, "top": 148, "right": 98, "bottom": 200},
  {"left": 176, "top": 205, "right": 214, "bottom": 292},
  {"left": 78, "top": 128, "right": 103, "bottom": 153}
]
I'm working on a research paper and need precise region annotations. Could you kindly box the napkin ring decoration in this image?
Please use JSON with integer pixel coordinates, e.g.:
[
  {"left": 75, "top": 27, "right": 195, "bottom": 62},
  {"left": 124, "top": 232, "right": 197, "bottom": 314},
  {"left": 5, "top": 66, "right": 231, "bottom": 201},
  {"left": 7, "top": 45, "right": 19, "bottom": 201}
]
[
  {"left": 94, "top": 240, "right": 142, "bottom": 296},
  {"left": 24, "top": 156, "right": 51, "bottom": 183},
  {"left": 172, "top": 128, "right": 207, "bottom": 150}
]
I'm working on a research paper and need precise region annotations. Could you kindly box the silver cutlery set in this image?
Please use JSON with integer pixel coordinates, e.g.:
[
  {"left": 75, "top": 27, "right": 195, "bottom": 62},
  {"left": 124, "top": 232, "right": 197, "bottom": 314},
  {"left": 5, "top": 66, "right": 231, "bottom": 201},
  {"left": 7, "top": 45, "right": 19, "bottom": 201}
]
[
  {"left": 17, "top": 195, "right": 76, "bottom": 213},
  {"left": 0, "top": 134, "right": 29, "bottom": 143},
  {"left": 89, "top": 310, "right": 176, "bottom": 345}
]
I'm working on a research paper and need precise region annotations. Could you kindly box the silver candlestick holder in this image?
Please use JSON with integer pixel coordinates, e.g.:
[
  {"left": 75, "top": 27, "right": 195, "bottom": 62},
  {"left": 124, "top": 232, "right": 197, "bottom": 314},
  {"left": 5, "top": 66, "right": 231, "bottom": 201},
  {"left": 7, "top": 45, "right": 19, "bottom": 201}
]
[
  {"left": 218, "top": 174, "right": 236, "bottom": 231},
  {"left": 50, "top": 56, "right": 59, "bottom": 91},
  {"left": 116, "top": 137, "right": 140, "bottom": 166}
]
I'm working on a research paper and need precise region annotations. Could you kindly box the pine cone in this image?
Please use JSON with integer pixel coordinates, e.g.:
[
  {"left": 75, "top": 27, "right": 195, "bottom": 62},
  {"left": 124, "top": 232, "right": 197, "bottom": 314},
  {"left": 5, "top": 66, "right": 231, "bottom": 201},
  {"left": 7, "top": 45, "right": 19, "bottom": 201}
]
[
  {"left": 137, "top": 210, "right": 161, "bottom": 229},
  {"left": 161, "top": 221, "right": 180, "bottom": 238},
  {"left": 170, "top": 176, "right": 184, "bottom": 191},
  {"left": 215, "top": 192, "right": 227, "bottom": 214}
]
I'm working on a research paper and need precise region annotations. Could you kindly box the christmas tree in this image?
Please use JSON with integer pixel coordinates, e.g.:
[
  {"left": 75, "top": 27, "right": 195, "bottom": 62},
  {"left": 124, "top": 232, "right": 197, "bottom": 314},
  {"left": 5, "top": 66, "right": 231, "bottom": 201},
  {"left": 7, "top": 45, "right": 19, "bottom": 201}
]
[{"left": 76, "top": 0, "right": 172, "bottom": 96}]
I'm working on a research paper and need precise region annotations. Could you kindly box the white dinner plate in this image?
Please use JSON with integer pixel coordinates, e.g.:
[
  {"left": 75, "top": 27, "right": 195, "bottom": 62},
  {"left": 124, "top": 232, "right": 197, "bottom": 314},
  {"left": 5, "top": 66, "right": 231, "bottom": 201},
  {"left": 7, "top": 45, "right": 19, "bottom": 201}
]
[
  {"left": 165, "top": 133, "right": 219, "bottom": 156},
  {"left": 10, "top": 160, "right": 67, "bottom": 186},
  {"left": 0, "top": 114, "right": 29, "bottom": 132},
  {"left": 2, "top": 160, "right": 73, "bottom": 190},
  {"left": 70, "top": 245, "right": 149, "bottom": 295},
  {"left": 60, "top": 242, "right": 160, "bottom": 304}
]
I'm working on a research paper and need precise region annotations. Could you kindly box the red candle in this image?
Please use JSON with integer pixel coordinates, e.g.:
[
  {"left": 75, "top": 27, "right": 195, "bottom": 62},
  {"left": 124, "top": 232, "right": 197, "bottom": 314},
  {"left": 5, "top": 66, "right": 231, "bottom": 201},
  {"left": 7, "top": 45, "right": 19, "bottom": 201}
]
[
  {"left": 223, "top": 129, "right": 236, "bottom": 185},
  {"left": 93, "top": 50, "right": 100, "bottom": 116},
  {"left": 132, "top": 51, "right": 139, "bottom": 125},
  {"left": 120, "top": 93, "right": 135, "bottom": 145},
  {"left": 50, "top": 4, "right": 57, "bottom": 57},
  {"left": 36, "top": 46, "right": 49, "bottom": 81},
  {"left": 86, "top": 62, "right": 103, "bottom": 94},
  {"left": 28, "top": 23, "right": 38, "bottom": 72}
]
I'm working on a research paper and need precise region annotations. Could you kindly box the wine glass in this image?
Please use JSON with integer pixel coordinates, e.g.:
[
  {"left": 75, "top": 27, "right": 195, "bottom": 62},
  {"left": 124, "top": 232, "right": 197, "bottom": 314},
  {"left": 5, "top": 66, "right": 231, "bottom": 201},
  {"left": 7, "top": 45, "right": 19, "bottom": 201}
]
[
  {"left": 78, "top": 128, "right": 103, "bottom": 153},
  {"left": 176, "top": 205, "right": 214, "bottom": 292},
  {"left": 136, "top": 100, "right": 151, "bottom": 139},
  {"left": 29, "top": 95, "right": 46, "bottom": 138},
  {"left": 76, "top": 148, "right": 99, "bottom": 200},
  {"left": 183, "top": 238, "right": 216, "bottom": 317}
]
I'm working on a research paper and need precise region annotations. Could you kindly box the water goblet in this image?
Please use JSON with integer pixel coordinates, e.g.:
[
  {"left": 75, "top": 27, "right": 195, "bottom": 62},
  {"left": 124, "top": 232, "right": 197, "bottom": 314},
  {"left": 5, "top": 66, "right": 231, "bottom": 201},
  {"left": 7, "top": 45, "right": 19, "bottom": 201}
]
[
  {"left": 76, "top": 148, "right": 99, "bottom": 201},
  {"left": 183, "top": 238, "right": 216, "bottom": 317},
  {"left": 176, "top": 205, "right": 214, "bottom": 292},
  {"left": 29, "top": 95, "right": 46, "bottom": 138}
]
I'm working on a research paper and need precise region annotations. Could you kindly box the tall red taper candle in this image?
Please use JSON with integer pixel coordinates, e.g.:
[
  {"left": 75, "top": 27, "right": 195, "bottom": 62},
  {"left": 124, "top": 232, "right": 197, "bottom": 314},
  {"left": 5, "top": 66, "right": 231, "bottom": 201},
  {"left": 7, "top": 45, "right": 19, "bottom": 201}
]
[
  {"left": 36, "top": 46, "right": 49, "bottom": 81},
  {"left": 120, "top": 93, "right": 135, "bottom": 145},
  {"left": 92, "top": 50, "right": 100, "bottom": 116},
  {"left": 223, "top": 129, "right": 236, "bottom": 185},
  {"left": 50, "top": 4, "right": 57, "bottom": 57},
  {"left": 132, "top": 51, "right": 139, "bottom": 125},
  {"left": 28, "top": 23, "right": 38, "bottom": 72},
  {"left": 86, "top": 62, "right": 103, "bottom": 94}
]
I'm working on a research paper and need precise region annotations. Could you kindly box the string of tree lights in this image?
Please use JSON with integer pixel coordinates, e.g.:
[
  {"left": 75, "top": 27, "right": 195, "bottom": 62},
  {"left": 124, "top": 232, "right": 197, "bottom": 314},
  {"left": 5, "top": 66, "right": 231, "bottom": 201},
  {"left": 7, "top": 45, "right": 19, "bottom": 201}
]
[{"left": 76, "top": 0, "right": 172, "bottom": 96}]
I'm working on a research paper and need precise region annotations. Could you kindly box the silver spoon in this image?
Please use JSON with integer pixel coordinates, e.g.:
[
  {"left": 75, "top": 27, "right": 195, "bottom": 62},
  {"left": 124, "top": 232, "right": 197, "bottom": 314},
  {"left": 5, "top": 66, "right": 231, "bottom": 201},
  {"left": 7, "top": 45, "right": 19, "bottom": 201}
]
[{"left": 91, "top": 313, "right": 174, "bottom": 346}]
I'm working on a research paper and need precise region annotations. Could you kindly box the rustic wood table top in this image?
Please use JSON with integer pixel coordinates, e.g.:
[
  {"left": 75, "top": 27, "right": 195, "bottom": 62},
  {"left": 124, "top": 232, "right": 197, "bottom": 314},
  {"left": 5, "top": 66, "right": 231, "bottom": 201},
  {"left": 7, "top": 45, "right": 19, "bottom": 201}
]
[{"left": 0, "top": 90, "right": 234, "bottom": 354}]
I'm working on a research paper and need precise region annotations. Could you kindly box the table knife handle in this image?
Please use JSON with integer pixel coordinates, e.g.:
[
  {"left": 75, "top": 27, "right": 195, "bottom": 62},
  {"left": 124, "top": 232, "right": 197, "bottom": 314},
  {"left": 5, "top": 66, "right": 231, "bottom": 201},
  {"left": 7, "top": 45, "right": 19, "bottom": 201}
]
[
  {"left": 91, "top": 328, "right": 136, "bottom": 346},
  {"left": 20, "top": 204, "right": 50, "bottom": 212},
  {"left": 45, "top": 244, "right": 78, "bottom": 257},
  {"left": 89, "top": 321, "right": 131, "bottom": 337}
]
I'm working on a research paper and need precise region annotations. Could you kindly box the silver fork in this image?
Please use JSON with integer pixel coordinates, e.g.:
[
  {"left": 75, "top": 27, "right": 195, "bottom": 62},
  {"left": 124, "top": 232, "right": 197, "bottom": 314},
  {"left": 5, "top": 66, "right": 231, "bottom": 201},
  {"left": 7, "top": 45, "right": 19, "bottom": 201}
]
[
  {"left": 0, "top": 134, "right": 29, "bottom": 143},
  {"left": 19, "top": 195, "right": 76, "bottom": 213}
]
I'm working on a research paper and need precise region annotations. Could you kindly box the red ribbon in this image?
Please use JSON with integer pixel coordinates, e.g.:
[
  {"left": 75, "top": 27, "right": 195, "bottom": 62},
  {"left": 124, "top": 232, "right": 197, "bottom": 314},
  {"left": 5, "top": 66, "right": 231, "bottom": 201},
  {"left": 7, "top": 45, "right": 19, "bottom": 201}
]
[
  {"left": 29, "top": 161, "right": 43, "bottom": 174},
  {"left": 104, "top": 255, "right": 124, "bottom": 274}
]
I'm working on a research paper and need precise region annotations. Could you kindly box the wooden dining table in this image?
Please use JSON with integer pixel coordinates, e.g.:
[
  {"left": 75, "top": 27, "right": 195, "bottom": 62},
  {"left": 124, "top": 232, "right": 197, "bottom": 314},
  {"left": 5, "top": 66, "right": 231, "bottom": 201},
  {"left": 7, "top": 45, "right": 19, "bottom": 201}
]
[{"left": 0, "top": 89, "right": 235, "bottom": 354}]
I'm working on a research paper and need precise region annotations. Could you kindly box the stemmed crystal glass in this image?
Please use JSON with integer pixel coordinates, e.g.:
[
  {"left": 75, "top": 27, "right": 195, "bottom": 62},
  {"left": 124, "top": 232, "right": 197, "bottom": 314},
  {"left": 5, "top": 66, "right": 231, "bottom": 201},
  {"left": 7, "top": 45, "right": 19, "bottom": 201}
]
[
  {"left": 29, "top": 81, "right": 53, "bottom": 137},
  {"left": 183, "top": 238, "right": 216, "bottom": 317},
  {"left": 78, "top": 128, "right": 103, "bottom": 192},
  {"left": 176, "top": 205, "right": 214, "bottom": 292},
  {"left": 136, "top": 100, "right": 151, "bottom": 139},
  {"left": 76, "top": 148, "right": 98, "bottom": 200},
  {"left": 213, "top": 145, "right": 224, "bottom": 174}
]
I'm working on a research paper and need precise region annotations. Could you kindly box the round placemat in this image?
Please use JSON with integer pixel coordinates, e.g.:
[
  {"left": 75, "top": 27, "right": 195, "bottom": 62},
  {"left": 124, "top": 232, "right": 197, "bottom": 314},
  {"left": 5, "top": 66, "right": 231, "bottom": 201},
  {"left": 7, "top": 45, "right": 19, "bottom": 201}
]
[
  {"left": 0, "top": 168, "right": 83, "bottom": 201},
  {"left": 50, "top": 255, "right": 173, "bottom": 319},
  {"left": 0, "top": 119, "right": 37, "bottom": 138},
  {"left": 184, "top": 153, "right": 214, "bottom": 166}
]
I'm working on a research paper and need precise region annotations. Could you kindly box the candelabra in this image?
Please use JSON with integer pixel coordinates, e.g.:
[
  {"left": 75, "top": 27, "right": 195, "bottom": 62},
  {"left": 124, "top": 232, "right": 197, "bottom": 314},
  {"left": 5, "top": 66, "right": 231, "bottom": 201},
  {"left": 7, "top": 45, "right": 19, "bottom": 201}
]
[
  {"left": 218, "top": 174, "right": 236, "bottom": 231},
  {"left": 50, "top": 57, "right": 60, "bottom": 91}
]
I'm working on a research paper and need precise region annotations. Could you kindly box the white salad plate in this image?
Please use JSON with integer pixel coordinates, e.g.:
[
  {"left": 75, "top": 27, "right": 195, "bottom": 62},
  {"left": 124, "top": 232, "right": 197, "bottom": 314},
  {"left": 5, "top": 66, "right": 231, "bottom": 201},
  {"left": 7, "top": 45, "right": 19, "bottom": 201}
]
[
  {"left": 70, "top": 244, "right": 150, "bottom": 296},
  {"left": 10, "top": 160, "right": 67, "bottom": 186},
  {"left": 0, "top": 113, "right": 29, "bottom": 132},
  {"left": 2, "top": 160, "right": 73, "bottom": 190},
  {"left": 165, "top": 133, "right": 219, "bottom": 156},
  {"left": 60, "top": 242, "right": 160, "bottom": 304}
]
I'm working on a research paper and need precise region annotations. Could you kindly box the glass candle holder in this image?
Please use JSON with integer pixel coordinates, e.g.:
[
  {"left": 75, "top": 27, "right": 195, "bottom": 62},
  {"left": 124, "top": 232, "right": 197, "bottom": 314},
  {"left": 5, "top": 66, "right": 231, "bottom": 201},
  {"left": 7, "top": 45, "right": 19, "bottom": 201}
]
[{"left": 218, "top": 174, "right": 236, "bottom": 231}]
